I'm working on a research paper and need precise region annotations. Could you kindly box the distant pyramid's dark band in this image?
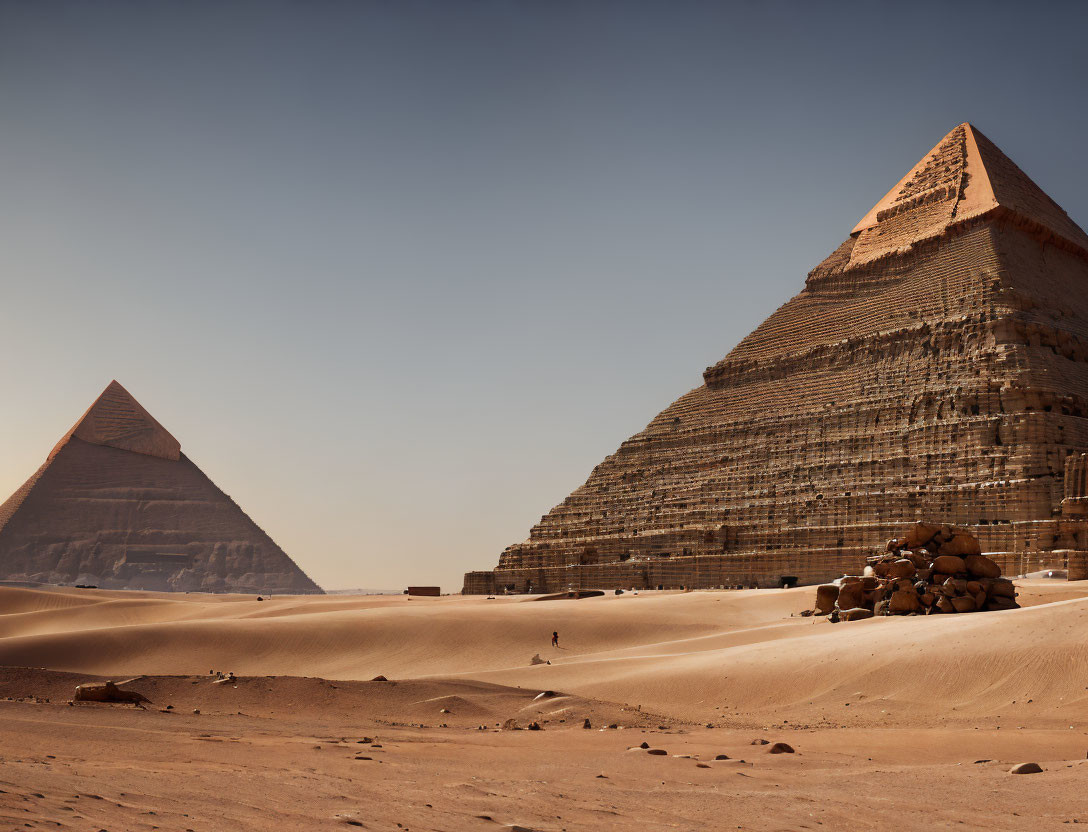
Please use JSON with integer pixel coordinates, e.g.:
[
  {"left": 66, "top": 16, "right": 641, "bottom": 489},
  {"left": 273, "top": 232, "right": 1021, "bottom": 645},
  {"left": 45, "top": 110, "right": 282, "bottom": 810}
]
[
  {"left": 464, "top": 123, "right": 1088, "bottom": 593},
  {"left": 0, "top": 381, "right": 322, "bottom": 594}
]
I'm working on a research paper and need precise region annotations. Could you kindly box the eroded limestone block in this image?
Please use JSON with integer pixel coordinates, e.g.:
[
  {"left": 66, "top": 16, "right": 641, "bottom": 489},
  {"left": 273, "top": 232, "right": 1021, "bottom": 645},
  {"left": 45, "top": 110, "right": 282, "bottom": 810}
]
[{"left": 965, "top": 554, "right": 1001, "bottom": 580}]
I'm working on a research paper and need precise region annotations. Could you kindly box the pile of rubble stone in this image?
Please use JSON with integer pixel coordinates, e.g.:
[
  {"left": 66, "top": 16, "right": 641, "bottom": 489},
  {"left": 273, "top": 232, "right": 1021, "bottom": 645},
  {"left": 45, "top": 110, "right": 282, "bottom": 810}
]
[{"left": 815, "top": 523, "right": 1020, "bottom": 620}]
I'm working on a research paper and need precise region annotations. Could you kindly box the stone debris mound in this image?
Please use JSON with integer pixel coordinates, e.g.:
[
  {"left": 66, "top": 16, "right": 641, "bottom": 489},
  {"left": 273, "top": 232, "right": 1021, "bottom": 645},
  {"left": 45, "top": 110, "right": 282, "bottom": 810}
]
[{"left": 814, "top": 523, "right": 1020, "bottom": 619}]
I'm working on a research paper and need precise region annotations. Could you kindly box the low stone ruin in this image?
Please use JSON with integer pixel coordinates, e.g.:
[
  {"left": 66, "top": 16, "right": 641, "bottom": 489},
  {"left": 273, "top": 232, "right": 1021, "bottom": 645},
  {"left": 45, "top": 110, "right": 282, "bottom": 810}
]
[
  {"left": 814, "top": 523, "right": 1020, "bottom": 620},
  {"left": 72, "top": 680, "right": 150, "bottom": 706}
]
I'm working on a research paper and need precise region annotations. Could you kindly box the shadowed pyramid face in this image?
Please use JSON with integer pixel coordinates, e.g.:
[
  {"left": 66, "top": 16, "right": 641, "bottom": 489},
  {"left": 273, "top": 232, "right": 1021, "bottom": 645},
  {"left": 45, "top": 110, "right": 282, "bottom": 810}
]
[
  {"left": 0, "top": 382, "right": 322, "bottom": 594},
  {"left": 465, "top": 123, "right": 1088, "bottom": 595}
]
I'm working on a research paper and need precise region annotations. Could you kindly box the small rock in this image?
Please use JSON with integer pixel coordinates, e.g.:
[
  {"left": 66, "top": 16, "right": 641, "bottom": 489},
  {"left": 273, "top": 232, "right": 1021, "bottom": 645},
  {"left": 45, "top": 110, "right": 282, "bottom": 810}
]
[
  {"left": 370, "top": 675, "right": 389, "bottom": 682},
  {"left": 1009, "top": 762, "right": 1043, "bottom": 774},
  {"left": 768, "top": 742, "right": 795, "bottom": 754},
  {"left": 714, "top": 754, "right": 730, "bottom": 760},
  {"left": 646, "top": 748, "right": 668, "bottom": 755},
  {"left": 696, "top": 762, "right": 711, "bottom": 768},
  {"left": 582, "top": 718, "right": 592, "bottom": 729},
  {"left": 527, "top": 722, "right": 542, "bottom": 731},
  {"left": 750, "top": 739, "right": 769, "bottom": 745},
  {"left": 840, "top": 607, "right": 874, "bottom": 621}
]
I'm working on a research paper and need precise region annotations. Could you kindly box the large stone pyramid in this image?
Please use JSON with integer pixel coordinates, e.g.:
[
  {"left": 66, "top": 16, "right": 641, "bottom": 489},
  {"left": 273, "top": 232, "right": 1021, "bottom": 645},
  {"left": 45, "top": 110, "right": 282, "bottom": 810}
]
[
  {"left": 0, "top": 381, "right": 322, "bottom": 594},
  {"left": 464, "top": 123, "right": 1088, "bottom": 593}
]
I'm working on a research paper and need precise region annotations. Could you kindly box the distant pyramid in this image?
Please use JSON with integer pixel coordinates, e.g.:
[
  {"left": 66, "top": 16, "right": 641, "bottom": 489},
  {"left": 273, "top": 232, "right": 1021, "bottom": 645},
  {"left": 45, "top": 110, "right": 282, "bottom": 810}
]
[
  {"left": 465, "top": 123, "right": 1088, "bottom": 593},
  {"left": 0, "top": 381, "right": 322, "bottom": 594}
]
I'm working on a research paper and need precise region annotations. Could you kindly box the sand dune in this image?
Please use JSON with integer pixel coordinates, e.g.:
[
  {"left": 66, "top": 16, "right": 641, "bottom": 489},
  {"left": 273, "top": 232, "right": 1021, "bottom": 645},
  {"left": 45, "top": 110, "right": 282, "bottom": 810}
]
[
  {"left": 5, "top": 581, "right": 1088, "bottom": 830},
  {"left": 4, "top": 581, "right": 1087, "bottom": 725}
]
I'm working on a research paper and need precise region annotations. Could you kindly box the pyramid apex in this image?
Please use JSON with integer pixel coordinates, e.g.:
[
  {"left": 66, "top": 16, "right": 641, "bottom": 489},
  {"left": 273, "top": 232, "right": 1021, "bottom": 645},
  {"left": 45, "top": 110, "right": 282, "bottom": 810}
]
[
  {"left": 848, "top": 123, "right": 1088, "bottom": 266},
  {"left": 58, "top": 381, "right": 181, "bottom": 461}
]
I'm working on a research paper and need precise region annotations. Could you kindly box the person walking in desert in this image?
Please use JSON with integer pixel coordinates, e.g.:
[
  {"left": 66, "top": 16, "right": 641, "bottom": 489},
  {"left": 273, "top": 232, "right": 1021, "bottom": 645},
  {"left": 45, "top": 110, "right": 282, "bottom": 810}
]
[{"left": 551, "top": 630, "right": 559, "bottom": 647}]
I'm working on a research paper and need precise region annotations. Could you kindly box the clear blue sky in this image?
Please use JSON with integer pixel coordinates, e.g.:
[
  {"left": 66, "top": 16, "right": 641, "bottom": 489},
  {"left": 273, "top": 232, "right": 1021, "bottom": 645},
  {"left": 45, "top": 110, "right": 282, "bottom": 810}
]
[{"left": 1, "top": 1, "right": 1086, "bottom": 591}]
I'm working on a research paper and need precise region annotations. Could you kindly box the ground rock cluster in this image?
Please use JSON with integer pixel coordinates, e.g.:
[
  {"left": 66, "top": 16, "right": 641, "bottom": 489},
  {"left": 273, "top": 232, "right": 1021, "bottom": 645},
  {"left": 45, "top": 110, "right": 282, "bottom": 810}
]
[{"left": 815, "top": 523, "right": 1020, "bottom": 619}]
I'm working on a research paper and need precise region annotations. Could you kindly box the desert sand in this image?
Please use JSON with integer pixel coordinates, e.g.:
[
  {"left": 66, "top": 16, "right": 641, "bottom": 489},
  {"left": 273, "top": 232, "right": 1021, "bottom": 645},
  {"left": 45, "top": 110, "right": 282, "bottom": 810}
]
[{"left": 3, "top": 581, "right": 1088, "bottom": 830}]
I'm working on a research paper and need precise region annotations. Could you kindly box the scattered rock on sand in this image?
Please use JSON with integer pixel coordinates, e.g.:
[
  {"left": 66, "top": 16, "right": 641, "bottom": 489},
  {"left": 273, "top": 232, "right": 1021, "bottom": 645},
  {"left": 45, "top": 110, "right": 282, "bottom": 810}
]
[
  {"left": 768, "top": 742, "right": 795, "bottom": 754},
  {"left": 370, "top": 675, "right": 389, "bottom": 682},
  {"left": 502, "top": 718, "right": 520, "bottom": 731},
  {"left": 840, "top": 607, "right": 874, "bottom": 621},
  {"left": 1009, "top": 762, "right": 1043, "bottom": 774},
  {"left": 527, "top": 722, "right": 542, "bottom": 731},
  {"left": 750, "top": 738, "right": 770, "bottom": 745},
  {"left": 646, "top": 748, "right": 667, "bottom": 756},
  {"left": 582, "top": 718, "right": 592, "bottom": 729},
  {"left": 714, "top": 754, "right": 730, "bottom": 760}
]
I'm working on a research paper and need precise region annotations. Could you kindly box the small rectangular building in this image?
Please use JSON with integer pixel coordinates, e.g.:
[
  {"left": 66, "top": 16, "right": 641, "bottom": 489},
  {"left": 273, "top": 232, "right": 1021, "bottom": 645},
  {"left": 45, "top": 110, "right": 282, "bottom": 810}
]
[{"left": 407, "top": 586, "right": 440, "bottom": 596}]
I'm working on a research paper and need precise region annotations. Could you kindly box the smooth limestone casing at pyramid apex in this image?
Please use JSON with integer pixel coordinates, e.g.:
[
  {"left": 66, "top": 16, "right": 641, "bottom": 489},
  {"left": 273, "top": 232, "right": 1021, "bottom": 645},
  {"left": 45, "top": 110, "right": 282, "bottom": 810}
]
[
  {"left": 464, "top": 123, "right": 1088, "bottom": 594},
  {"left": 0, "top": 381, "right": 322, "bottom": 594}
]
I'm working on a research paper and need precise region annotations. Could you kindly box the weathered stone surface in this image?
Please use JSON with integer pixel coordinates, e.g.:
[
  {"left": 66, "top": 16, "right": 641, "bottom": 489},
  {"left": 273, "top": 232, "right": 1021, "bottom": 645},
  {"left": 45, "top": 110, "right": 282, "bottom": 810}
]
[
  {"left": 815, "top": 584, "right": 839, "bottom": 614},
  {"left": 840, "top": 607, "right": 874, "bottom": 621},
  {"left": 942, "top": 534, "right": 983, "bottom": 557},
  {"left": 951, "top": 595, "right": 977, "bottom": 613},
  {"left": 73, "top": 680, "right": 149, "bottom": 705},
  {"left": 0, "top": 381, "right": 321, "bottom": 594},
  {"left": 932, "top": 556, "right": 967, "bottom": 576},
  {"left": 1009, "top": 762, "right": 1043, "bottom": 774},
  {"left": 965, "top": 554, "right": 1002, "bottom": 580},
  {"left": 888, "top": 559, "right": 916, "bottom": 579},
  {"left": 464, "top": 123, "right": 1088, "bottom": 594},
  {"left": 836, "top": 582, "right": 865, "bottom": 610},
  {"left": 889, "top": 590, "right": 921, "bottom": 613}
]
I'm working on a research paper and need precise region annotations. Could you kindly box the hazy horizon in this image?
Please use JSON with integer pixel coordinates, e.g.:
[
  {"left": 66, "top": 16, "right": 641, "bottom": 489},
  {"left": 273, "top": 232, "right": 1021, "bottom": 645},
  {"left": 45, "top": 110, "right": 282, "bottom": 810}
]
[{"left": 2, "top": 0, "right": 1086, "bottom": 592}]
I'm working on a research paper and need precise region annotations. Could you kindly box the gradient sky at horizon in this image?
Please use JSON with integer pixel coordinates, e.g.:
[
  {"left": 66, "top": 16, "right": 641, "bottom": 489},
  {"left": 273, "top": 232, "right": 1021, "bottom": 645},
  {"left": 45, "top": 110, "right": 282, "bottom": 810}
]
[{"left": 1, "top": 0, "right": 1086, "bottom": 591}]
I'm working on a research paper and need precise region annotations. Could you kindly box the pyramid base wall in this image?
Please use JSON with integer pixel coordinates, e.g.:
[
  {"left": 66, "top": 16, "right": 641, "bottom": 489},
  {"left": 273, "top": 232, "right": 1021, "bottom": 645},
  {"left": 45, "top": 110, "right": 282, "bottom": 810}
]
[{"left": 463, "top": 519, "right": 1077, "bottom": 593}]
